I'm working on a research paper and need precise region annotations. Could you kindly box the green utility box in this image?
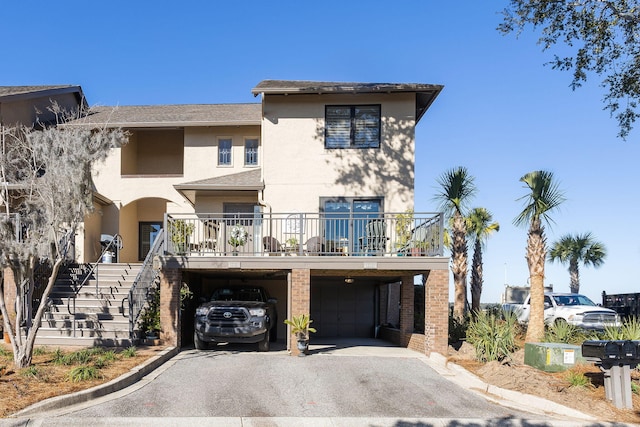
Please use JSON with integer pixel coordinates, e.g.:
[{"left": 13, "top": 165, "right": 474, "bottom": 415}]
[{"left": 524, "top": 342, "right": 586, "bottom": 372}]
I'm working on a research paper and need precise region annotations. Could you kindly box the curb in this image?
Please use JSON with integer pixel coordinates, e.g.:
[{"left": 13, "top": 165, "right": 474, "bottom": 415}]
[
  {"left": 423, "top": 352, "right": 597, "bottom": 422},
  {"left": 12, "top": 346, "right": 179, "bottom": 417}
]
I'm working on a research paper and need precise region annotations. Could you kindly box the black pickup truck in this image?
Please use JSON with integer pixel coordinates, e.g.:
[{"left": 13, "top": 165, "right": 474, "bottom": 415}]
[{"left": 194, "top": 286, "right": 277, "bottom": 351}]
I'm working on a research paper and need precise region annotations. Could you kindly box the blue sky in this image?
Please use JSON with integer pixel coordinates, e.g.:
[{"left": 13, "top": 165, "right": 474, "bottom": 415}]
[{"left": 2, "top": 1, "right": 638, "bottom": 304}]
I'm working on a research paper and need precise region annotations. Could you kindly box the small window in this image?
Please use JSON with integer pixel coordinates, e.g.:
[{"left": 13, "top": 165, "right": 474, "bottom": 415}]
[
  {"left": 218, "top": 138, "right": 232, "bottom": 166},
  {"left": 244, "top": 138, "right": 259, "bottom": 166},
  {"left": 325, "top": 105, "right": 380, "bottom": 148}
]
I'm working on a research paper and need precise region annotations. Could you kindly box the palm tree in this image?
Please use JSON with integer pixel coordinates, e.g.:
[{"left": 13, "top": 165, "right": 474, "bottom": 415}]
[
  {"left": 514, "top": 170, "right": 565, "bottom": 343},
  {"left": 466, "top": 207, "right": 500, "bottom": 314},
  {"left": 548, "top": 232, "right": 606, "bottom": 294},
  {"left": 434, "top": 167, "right": 476, "bottom": 321}
]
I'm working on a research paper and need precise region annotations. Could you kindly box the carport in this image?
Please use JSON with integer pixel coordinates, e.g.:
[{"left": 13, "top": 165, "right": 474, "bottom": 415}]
[{"left": 159, "top": 255, "right": 450, "bottom": 356}]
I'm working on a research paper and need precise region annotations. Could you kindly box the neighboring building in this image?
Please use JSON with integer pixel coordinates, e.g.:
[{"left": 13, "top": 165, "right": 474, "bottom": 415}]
[
  {"left": 0, "top": 85, "right": 87, "bottom": 331},
  {"left": 0, "top": 85, "right": 87, "bottom": 128},
  {"left": 8, "top": 80, "right": 451, "bottom": 356}
]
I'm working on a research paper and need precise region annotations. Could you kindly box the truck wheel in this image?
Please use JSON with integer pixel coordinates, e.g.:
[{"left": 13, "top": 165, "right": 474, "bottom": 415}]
[
  {"left": 194, "top": 331, "right": 209, "bottom": 350},
  {"left": 257, "top": 334, "right": 270, "bottom": 352}
]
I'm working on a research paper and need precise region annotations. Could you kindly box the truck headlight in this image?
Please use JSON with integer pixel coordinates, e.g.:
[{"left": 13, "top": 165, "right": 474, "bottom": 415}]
[
  {"left": 249, "top": 308, "right": 266, "bottom": 317},
  {"left": 196, "top": 307, "right": 209, "bottom": 316}
]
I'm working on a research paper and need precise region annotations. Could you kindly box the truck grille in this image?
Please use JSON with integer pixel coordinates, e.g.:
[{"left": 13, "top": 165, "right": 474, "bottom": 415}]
[
  {"left": 583, "top": 312, "right": 617, "bottom": 325},
  {"left": 207, "top": 307, "right": 248, "bottom": 322}
]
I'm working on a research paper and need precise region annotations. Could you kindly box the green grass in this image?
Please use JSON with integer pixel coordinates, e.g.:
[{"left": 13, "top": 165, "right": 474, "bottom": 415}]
[
  {"left": 121, "top": 346, "right": 137, "bottom": 358},
  {"left": 565, "top": 369, "right": 592, "bottom": 388},
  {"left": 20, "top": 366, "right": 41, "bottom": 379},
  {"left": 67, "top": 365, "right": 102, "bottom": 382}
]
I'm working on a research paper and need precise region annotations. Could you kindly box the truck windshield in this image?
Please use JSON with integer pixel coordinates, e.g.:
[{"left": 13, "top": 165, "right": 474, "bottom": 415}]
[
  {"left": 210, "top": 287, "right": 265, "bottom": 302},
  {"left": 552, "top": 295, "right": 597, "bottom": 306}
]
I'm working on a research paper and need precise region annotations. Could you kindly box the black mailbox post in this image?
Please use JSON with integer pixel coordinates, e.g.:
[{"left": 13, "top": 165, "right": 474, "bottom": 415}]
[{"left": 582, "top": 340, "right": 640, "bottom": 409}]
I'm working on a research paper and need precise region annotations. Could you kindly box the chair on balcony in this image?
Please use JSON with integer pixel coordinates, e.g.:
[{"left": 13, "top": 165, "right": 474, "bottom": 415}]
[
  {"left": 263, "top": 236, "right": 283, "bottom": 255},
  {"left": 304, "top": 236, "right": 325, "bottom": 255},
  {"left": 359, "top": 219, "right": 387, "bottom": 255}
]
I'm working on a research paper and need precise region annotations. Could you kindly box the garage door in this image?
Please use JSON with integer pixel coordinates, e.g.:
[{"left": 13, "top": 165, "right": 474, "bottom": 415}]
[{"left": 310, "top": 280, "right": 375, "bottom": 338}]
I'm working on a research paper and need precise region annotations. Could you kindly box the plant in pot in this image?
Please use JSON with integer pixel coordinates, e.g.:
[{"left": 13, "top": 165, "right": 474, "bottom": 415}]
[
  {"left": 395, "top": 208, "right": 414, "bottom": 255},
  {"left": 169, "top": 219, "right": 195, "bottom": 254},
  {"left": 284, "top": 314, "right": 316, "bottom": 356},
  {"left": 139, "top": 285, "right": 161, "bottom": 341},
  {"left": 285, "top": 237, "right": 299, "bottom": 255},
  {"left": 228, "top": 224, "right": 248, "bottom": 255}
]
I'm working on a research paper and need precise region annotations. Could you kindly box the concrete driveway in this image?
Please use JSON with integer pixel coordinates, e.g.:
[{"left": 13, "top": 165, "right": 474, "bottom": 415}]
[{"left": 3, "top": 339, "right": 606, "bottom": 426}]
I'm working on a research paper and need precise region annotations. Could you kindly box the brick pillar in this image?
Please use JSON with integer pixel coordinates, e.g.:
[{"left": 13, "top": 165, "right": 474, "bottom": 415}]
[
  {"left": 424, "top": 269, "right": 449, "bottom": 355},
  {"left": 399, "top": 275, "right": 414, "bottom": 346},
  {"left": 159, "top": 268, "right": 181, "bottom": 347},
  {"left": 289, "top": 269, "right": 310, "bottom": 356}
]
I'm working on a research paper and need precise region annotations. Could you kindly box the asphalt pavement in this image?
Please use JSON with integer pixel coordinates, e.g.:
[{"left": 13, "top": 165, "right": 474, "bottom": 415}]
[{"left": 0, "top": 339, "right": 634, "bottom": 426}]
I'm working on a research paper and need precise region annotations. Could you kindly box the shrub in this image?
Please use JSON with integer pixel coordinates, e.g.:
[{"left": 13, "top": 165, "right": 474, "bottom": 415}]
[
  {"left": 68, "top": 365, "right": 102, "bottom": 382},
  {"left": 544, "top": 321, "right": 586, "bottom": 344},
  {"left": 52, "top": 348, "right": 66, "bottom": 365},
  {"left": 21, "top": 366, "right": 41, "bottom": 379},
  {"left": 565, "top": 369, "right": 592, "bottom": 388},
  {"left": 0, "top": 348, "right": 11, "bottom": 358},
  {"left": 602, "top": 317, "right": 640, "bottom": 341},
  {"left": 121, "top": 346, "right": 137, "bottom": 358},
  {"left": 33, "top": 346, "right": 50, "bottom": 356},
  {"left": 466, "top": 309, "right": 519, "bottom": 362}
]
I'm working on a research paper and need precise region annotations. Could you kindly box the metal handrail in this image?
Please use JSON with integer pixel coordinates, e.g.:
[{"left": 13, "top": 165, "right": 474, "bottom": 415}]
[
  {"left": 66, "top": 234, "right": 122, "bottom": 315},
  {"left": 128, "top": 229, "right": 164, "bottom": 337},
  {"left": 163, "top": 212, "right": 444, "bottom": 257}
]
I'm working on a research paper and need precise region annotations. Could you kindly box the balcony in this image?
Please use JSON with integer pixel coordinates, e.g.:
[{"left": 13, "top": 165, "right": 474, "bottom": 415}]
[{"left": 163, "top": 212, "right": 444, "bottom": 258}]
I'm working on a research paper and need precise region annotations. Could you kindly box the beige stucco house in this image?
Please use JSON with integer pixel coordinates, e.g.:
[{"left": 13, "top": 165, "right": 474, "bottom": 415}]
[{"left": 5, "top": 80, "right": 451, "bottom": 356}]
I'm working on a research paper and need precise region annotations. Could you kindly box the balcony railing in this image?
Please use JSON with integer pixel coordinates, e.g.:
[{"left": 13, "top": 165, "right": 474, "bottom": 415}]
[{"left": 163, "top": 212, "right": 444, "bottom": 257}]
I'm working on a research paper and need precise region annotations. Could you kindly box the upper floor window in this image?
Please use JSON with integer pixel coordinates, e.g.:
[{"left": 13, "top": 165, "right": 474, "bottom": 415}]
[
  {"left": 218, "top": 138, "right": 232, "bottom": 166},
  {"left": 325, "top": 105, "right": 381, "bottom": 149},
  {"left": 244, "top": 138, "right": 259, "bottom": 166}
]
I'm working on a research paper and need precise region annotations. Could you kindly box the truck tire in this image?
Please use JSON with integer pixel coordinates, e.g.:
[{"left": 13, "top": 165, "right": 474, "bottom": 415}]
[
  {"left": 269, "top": 325, "right": 278, "bottom": 342},
  {"left": 257, "top": 333, "right": 270, "bottom": 352},
  {"left": 194, "top": 331, "right": 209, "bottom": 350}
]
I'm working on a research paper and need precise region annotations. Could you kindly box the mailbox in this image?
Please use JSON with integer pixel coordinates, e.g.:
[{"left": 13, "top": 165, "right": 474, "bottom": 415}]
[
  {"left": 581, "top": 340, "right": 640, "bottom": 409},
  {"left": 582, "top": 340, "right": 639, "bottom": 364}
]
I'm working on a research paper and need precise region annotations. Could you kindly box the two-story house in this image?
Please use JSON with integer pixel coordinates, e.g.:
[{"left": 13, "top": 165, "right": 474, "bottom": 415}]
[{"left": 27, "top": 80, "right": 450, "bottom": 356}]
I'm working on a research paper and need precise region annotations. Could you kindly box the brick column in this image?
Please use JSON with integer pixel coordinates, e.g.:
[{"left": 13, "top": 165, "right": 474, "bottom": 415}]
[
  {"left": 399, "top": 275, "right": 414, "bottom": 347},
  {"left": 289, "top": 269, "right": 310, "bottom": 356},
  {"left": 424, "top": 269, "right": 449, "bottom": 355},
  {"left": 159, "top": 268, "right": 181, "bottom": 347}
]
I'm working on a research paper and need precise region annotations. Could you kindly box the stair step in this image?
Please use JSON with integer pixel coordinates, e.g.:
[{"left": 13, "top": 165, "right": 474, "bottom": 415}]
[
  {"left": 44, "top": 306, "right": 128, "bottom": 316},
  {"left": 34, "top": 336, "right": 134, "bottom": 347}
]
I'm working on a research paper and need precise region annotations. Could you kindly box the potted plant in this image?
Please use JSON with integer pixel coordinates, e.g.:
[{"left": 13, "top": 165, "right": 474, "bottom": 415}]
[
  {"left": 169, "top": 219, "right": 195, "bottom": 254},
  {"left": 285, "top": 237, "right": 299, "bottom": 255},
  {"left": 228, "top": 225, "right": 248, "bottom": 255},
  {"left": 139, "top": 285, "right": 161, "bottom": 342},
  {"left": 284, "top": 314, "right": 316, "bottom": 356},
  {"left": 395, "top": 208, "right": 414, "bottom": 255}
]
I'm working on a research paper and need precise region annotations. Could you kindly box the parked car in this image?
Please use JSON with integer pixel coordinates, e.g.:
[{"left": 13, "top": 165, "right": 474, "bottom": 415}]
[
  {"left": 194, "top": 286, "right": 277, "bottom": 351},
  {"left": 503, "top": 292, "right": 621, "bottom": 330}
]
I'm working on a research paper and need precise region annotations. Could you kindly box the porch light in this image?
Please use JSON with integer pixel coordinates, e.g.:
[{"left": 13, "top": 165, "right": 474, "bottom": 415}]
[{"left": 344, "top": 277, "right": 354, "bottom": 284}]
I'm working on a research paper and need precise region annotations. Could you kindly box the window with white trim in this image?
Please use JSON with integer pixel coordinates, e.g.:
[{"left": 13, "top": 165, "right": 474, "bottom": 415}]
[
  {"left": 325, "top": 105, "right": 381, "bottom": 148},
  {"left": 244, "top": 138, "right": 259, "bottom": 166},
  {"left": 218, "top": 138, "right": 232, "bottom": 166}
]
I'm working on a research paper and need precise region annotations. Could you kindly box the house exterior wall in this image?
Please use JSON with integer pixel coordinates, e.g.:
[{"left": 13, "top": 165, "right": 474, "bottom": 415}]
[{"left": 260, "top": 93, "right": 415, "bottom": 213}]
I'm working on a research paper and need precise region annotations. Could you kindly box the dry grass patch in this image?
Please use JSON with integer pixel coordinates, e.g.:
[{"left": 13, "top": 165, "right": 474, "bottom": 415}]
[{"left": 0, "top": 343, "right": 162, "bottom": 418}]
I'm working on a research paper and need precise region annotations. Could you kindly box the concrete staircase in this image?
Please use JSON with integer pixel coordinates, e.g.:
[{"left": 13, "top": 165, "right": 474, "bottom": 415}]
[{"left": 35, "top": 262, "right": 142, "bottom": 347}]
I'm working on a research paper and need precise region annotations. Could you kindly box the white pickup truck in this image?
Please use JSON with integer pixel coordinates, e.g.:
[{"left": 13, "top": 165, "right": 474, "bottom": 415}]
[{"left": 503, "top": 292, "right": 621, "bottom": 330}]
